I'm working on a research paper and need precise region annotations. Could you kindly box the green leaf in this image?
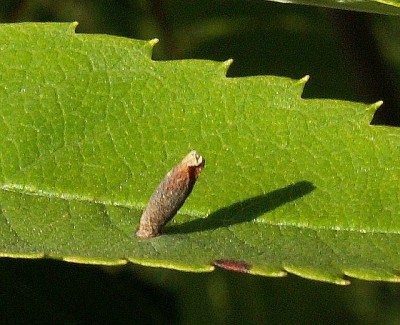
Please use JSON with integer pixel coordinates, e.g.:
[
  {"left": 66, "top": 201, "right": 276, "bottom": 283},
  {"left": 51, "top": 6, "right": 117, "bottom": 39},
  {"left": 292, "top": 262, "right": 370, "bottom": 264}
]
[
  {"left": 0, "top": 22, "right": 399, "bottom": 284},
  {"left": 266, "top": 0, "right": 400, "bottom": 15}
]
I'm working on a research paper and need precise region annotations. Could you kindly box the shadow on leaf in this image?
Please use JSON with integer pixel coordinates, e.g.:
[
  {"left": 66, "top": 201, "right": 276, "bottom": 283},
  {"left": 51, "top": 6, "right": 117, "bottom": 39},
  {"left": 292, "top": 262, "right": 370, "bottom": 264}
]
[{"left": 166, "top": 181, "right": 316, "bottom": 235}]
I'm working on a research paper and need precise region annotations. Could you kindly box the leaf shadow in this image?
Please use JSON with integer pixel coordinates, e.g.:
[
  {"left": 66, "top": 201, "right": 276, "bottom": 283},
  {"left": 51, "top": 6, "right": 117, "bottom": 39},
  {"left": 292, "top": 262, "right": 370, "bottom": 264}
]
[{"left": 165, "top": 181, "right": 316, "bottom": 235}]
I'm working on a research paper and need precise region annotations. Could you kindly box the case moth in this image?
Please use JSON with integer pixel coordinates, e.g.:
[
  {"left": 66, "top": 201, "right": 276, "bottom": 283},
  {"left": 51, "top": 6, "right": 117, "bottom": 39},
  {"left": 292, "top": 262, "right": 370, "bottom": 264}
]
[{"left": 136, "top": 150, "right": 205, "bottom": 239}]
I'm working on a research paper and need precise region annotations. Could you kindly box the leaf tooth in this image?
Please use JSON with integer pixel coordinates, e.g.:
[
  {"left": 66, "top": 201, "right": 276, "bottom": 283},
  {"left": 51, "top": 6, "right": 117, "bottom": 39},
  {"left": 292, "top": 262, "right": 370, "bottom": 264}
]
[
  {"left": 295, "top": 75, "right": 310, "bottom": 99},
  {"left": 360, "top": 100, "right": 384, "bottom": 124},
  {"left": 70, "top": 21, "right": 79, "bottom": 33},
  {"left": 62, "top": 256, "right": 127, "bottom": 266},
  {"left": 148, "top": 38, "right": 159, "bottom": 47},
  {"left": 0, "top": 252, "right": 45, "bottom": 259},
  {"left": 368, "top": 100, "right": 384, "bottom": 116},
  {"left": 283, "top": 265, "right": 350, "bottom": 285},
  {"left": 128, "top": 258, "right": 214, "bottom": 272},
  {"left": 142, "top": 38, "right": 159, "bottom": 60},
  {"left": 249, "top": 266, "right": 287, "bottom": 278},
  {"left": 298, "top": 75, "right": 310, "bottom": 85},
  {"left": 343, "top": 269, "right": 400, "bottom": 283},
  {"left": 222, "top": 59, "right": 233, "bottom": 75}
]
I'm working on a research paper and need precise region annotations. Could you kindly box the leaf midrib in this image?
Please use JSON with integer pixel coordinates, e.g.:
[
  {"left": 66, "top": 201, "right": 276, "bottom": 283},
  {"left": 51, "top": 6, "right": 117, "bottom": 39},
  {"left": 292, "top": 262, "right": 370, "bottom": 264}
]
[{"left": 1, "top": 184, "right": 398, "bottom": 236}]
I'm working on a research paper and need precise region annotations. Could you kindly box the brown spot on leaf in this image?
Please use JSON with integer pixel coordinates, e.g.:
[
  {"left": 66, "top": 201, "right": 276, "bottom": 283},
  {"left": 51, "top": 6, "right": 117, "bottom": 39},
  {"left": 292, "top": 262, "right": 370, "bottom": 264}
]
[{"left": 214, "top": 259, "right": 251, "bottom": 273}]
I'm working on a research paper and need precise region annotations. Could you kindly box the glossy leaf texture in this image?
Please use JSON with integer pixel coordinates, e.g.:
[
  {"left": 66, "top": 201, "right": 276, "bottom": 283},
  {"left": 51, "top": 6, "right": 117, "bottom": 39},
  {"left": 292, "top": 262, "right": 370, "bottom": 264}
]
[{"left": 0, "top": 22, "right": 399, "bottom": 284}]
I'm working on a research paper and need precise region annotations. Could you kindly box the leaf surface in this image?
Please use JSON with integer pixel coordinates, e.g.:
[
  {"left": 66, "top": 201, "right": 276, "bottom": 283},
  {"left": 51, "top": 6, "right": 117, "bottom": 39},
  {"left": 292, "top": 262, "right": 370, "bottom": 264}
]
[{"left": 0, "top": 22, "right": 399, "bottom": 284}]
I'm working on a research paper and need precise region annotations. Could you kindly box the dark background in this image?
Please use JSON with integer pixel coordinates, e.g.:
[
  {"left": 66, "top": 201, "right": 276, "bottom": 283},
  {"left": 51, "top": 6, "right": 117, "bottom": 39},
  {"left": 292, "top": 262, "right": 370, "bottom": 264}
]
[{"left": 1, "top": 1, "right": 400, "bottom": 324}]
